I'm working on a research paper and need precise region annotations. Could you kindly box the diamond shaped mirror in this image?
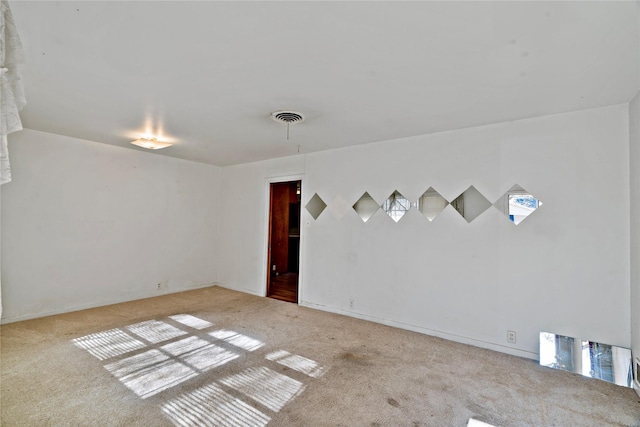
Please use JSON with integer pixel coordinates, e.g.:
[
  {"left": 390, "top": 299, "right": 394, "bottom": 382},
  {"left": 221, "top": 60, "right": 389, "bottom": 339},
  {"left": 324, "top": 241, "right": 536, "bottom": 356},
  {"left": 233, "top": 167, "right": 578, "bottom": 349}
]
[
  {"left": 353, "top": 192, "right": 379, "bottom": 222},
  {"left": 494, "top": 185, "right": 542, "bottom": 225},
  {"left": 417, "top": 187, "right": 448, "bottom": 221},
  {"left": 450, "top": 186, "right": 491, "bottom": 223},
  {"left": 305, "top": 193, "right": 327, "bottom": 220},
  {"left": 381, "top": 190, "right": 411, "bottom": 222}
]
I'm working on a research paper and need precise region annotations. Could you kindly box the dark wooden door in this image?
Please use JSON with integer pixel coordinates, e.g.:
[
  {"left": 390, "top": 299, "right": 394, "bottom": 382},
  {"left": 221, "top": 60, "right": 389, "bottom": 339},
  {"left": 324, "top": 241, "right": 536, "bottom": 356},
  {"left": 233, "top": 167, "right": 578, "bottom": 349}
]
[{"left": 267, "top": 181, "right": 301, "bottom": 303}]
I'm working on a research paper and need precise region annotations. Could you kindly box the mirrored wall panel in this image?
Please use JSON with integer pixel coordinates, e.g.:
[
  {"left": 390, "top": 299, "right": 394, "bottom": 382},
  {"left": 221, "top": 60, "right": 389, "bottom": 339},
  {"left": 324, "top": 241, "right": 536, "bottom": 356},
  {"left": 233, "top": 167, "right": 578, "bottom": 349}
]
[
  {"left": 305, "top": 193, "right": 327, "bottom": 220},
  {"left": 381, "top": 191, "right": 411, "bottom": 222},
  {"left": 450, "top": 186, "right": 491, "bottom": 223},
  {"left": 540, "top": 331, "right": 576, "bottom": 372},
  {"left": 353, "top": 192, "right": 380, "bottom": 222},
  {"left": 580, "top": 340, "right": 633, "bottom": 387},
  {"left": 494, "top": 184, "right": 543, "bottom": 225},
  {"left": 417, "top": 187, "right": 448, "bottom": 221},
  {"left": 540, "top": 332, "right": 633, "bottom": 388},
  {"left": 312, "top": 185, "right": 546, "bottom": 226}
]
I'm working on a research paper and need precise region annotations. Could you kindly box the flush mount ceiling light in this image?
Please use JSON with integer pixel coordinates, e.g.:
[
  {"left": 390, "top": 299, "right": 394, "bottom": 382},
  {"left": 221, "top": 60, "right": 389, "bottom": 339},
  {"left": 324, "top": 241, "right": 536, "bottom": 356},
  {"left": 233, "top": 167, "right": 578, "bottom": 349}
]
[
  {"left": 271, "top": 110, "right": 305, "bottom": 140},
  {"left": 131, "top": 137, "right": 173, "bottom": 150}
]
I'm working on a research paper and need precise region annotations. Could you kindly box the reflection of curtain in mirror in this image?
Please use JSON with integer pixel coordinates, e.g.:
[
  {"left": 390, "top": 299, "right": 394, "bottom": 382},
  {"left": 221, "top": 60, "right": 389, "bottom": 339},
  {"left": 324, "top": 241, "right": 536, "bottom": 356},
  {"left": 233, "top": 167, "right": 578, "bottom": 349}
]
[{"left": 1, "top": 0, "right": 27, "bottom": 319}]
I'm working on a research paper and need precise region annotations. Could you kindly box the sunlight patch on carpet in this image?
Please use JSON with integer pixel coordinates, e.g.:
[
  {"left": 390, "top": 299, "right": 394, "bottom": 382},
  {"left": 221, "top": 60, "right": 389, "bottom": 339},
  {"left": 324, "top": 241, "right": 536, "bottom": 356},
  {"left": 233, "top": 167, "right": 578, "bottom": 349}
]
[
  {"left": 72, "top": 328, "right": 145, "bottom": 360},
  {"left": 70, "top": 312, "right": 320, "bottom": 416},
  {"left": 126, "top": 320, "right": 187, "bottom": 343},
  {"left": 162, "top": 383, "right": 271, "bottom": 427},
  {"left": 467, "top": 419, "right": 497, "bottom": 427},
  {"left": 209, "top": 329, "right": 264, "bottom": 352},
  {"left": 162, "top": 336, "right": 214, "bottom": 356},
  {"left": 105, "top": 349, "right": 197, "bottom": 398},
  {"left": 169, "top": 314, "right": 213, "bottom": 330},
  {"left": 162, "top": 337, "right": 239, "bottom": 371},
  {"left": 265, "top": 350, "right": 327, "bottom": 378},
  {"left": 220, "top": 366, "right": 306, "bottom": 412}
]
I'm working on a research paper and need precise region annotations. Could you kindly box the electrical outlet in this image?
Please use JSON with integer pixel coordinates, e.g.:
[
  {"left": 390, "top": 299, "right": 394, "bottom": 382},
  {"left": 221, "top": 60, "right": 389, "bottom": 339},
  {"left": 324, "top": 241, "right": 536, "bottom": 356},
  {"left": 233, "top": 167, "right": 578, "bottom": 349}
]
[
  {"left": 349, "top": 299, "right": 354, "bottom": 309},
  {"left": 507, "top": 330, "right": 517, "bottom": 344},
  {"left": 157, "top": 283, "right": 161, "bottom": 290}
]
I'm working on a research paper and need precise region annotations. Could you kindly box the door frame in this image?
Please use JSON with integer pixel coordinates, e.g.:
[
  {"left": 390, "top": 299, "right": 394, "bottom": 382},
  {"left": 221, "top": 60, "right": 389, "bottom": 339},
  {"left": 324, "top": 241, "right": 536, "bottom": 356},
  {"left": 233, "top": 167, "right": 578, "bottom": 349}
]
[{"left": 262, "top": 174, "right": 305, "bottom": 303}]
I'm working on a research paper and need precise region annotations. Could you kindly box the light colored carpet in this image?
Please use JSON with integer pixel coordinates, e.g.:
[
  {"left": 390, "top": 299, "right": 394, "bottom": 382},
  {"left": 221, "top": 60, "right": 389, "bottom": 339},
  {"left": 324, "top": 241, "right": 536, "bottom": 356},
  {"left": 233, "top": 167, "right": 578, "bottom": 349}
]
[{"left": 1, "top": 286, "right": 639, "bottom": 426}]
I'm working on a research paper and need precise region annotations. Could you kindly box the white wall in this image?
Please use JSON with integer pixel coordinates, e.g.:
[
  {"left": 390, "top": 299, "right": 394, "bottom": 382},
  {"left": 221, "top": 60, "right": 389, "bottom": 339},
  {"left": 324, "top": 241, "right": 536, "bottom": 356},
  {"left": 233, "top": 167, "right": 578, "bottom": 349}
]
[
  {"left": 2, "top": 105, "right": 631, "bottom": 360},
  {"left": 630, "top": 92, "right": 640, "bottom": 395},
  {"left": 219, "top": 105, "right": 631, "bottom": 359},
  {"left": 1, "top": 129, "right": 221, "bottom": 323}
]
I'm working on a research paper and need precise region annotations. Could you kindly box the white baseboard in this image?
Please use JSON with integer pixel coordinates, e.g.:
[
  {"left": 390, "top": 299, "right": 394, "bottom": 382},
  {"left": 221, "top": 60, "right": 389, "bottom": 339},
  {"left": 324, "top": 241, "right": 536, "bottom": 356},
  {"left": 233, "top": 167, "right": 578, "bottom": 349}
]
[
  {"left": 0, "top": 282, "right": 218, "bottom": 324},
  {"left": 215, "top": 283, "right": 265, "bottom": 297},
  {"left": 299, "top": 300, "right": 539, "bottom": 360}
]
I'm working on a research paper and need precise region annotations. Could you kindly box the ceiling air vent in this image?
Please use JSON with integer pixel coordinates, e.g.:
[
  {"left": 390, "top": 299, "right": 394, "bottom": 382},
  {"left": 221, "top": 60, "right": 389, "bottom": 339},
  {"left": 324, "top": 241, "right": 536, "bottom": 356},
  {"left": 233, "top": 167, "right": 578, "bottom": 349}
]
[
  {"left": 271, "top": 111, "right": 304, "bottom": 125},
  {"left": 271, "top": 111, "right": 305, "bottom": 124},
  {"left": 271, "top": 110, "right": 305, "bottom": 140}
]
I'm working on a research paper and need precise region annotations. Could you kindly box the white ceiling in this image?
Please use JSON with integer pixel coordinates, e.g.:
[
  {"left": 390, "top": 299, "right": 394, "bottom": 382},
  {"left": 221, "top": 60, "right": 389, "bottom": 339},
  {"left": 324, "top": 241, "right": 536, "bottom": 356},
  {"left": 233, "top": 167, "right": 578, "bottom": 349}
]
[{"left": 10, "top": 1, "right": 640, "bottom": 166}]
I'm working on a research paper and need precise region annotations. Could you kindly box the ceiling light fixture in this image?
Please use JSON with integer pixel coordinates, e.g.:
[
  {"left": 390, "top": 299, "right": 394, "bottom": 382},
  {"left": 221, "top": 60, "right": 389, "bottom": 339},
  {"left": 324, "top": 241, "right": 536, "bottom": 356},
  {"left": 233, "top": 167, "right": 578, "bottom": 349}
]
[
  {"left": 131, "top": 137, "right": 173, "bottom": 150},
  {"left": 271, "top": 110, "right": 304, "bottom": 140}
]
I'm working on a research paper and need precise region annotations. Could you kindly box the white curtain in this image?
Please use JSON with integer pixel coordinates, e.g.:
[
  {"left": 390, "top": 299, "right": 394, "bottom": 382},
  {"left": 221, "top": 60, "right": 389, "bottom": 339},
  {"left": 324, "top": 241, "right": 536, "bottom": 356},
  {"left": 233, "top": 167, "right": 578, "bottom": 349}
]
[
  {"left": 0, "top": 0, "right": 25, "bottom": 319},
  {"left": 1, "top": 0, "right": 26, "bottom": 185}
]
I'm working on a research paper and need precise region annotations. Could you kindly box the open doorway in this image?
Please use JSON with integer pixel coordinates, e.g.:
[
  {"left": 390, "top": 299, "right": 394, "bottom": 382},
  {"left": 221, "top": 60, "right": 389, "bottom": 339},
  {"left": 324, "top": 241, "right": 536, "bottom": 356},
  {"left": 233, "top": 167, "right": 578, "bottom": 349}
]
[{"left": 266, "top": 180, "right": 301, "bottom": 303}]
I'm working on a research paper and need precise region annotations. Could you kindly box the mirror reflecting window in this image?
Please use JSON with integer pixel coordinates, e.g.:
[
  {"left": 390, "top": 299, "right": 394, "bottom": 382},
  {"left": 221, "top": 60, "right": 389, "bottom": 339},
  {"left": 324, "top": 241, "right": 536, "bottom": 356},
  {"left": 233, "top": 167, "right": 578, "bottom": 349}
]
[
  {"left": 417, "top": 187, "right": 448, "bottom": 221},
  {"left": 494, "top": 185, "right": 542, "bottom": 225},
  {"left": 381, "top": 191, "right": 411, "bottom": 222},
  {"left": 305, "top": 193, "right": 327, "bottom": 220},
  {"left": 540, "top": 331, "right": 576, "bottom": 372},
  {"left": 451, "top": 186, "right": 491, "bottom": 223},
  {"left": 353, "top": 192, "right": 379, "bottom": 222},
  {"left": 580, "top": 340, "right": 633, "bottom": 387},
  {"left": 540, "top": 332, "right": 633, "bottom": 388}
]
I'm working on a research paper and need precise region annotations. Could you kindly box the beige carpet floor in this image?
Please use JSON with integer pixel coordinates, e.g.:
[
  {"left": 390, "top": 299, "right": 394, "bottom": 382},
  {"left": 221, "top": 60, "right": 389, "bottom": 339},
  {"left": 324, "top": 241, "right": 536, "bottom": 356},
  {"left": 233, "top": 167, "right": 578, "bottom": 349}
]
[{"left": 1, "top": 286, "right": 639, "bottom": 426}]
